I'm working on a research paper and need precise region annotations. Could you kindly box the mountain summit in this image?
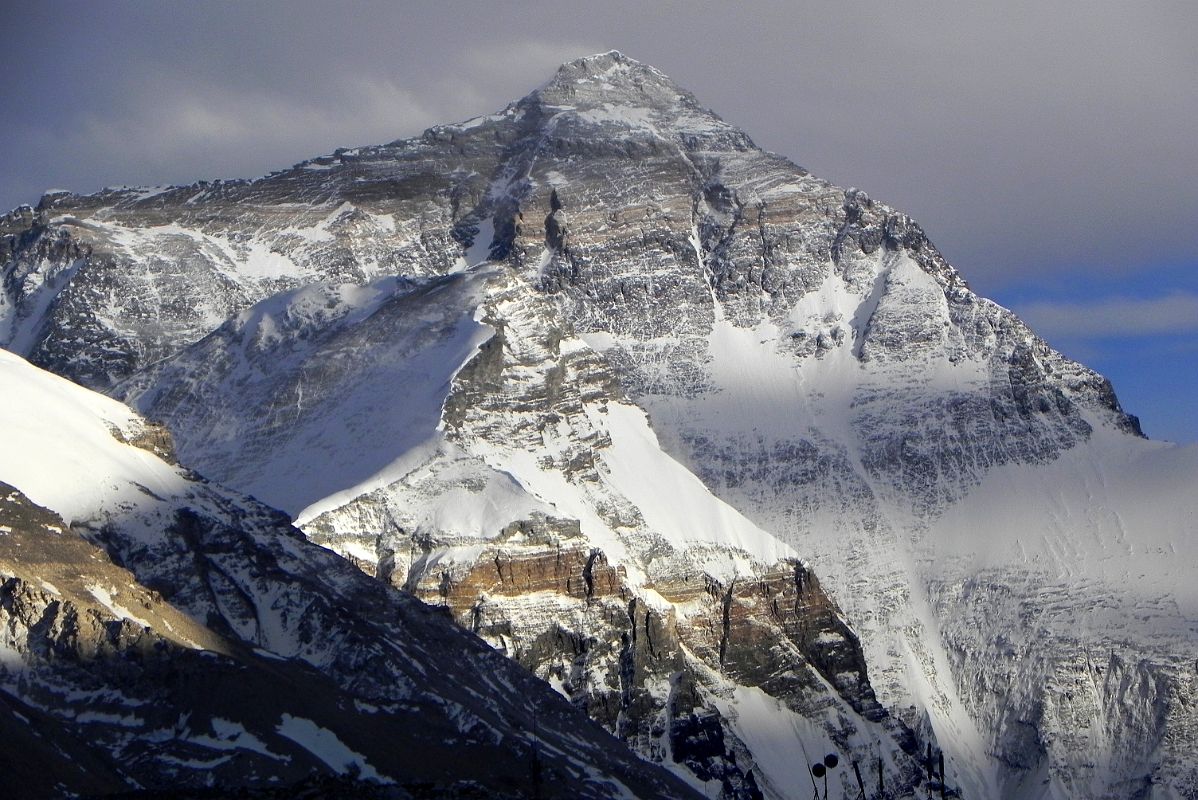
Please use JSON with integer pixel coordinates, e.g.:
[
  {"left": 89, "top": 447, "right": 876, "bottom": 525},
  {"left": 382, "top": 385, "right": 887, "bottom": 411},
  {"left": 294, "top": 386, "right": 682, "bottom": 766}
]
[
  {"left": 3, "top": 55, "right": 1196, "bottom": 799},
  {"left": 534, "top": 50, "right": 691, "bottom": 103},
  {"left": 520, "top": 50, "right": 739, "bottom": 132}
]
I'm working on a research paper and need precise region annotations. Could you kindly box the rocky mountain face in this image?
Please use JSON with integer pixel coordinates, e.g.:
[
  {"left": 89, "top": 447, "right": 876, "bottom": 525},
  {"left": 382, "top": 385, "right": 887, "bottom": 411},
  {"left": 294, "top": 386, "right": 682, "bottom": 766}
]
[
  {"left": 4, "top": 51, "right": 1196, "bottom": 799},
  {"left": 113, "top": 245, "right": 924, "bottom": 797},
  {"left": 0, "top": 349, "right": 704, "bottom": 799}
]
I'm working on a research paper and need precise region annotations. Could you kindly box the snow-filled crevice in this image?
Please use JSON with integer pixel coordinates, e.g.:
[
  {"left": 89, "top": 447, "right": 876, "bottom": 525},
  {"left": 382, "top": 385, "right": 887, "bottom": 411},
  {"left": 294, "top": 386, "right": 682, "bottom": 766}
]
[{"left": 850, "top": 250, "right": 894, "bottom": 360}]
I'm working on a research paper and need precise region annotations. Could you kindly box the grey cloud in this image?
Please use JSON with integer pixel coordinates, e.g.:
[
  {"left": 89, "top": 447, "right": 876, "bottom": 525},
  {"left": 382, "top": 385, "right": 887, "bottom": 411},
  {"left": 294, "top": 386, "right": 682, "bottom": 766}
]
[
  {"left": 1, "top": 25, "right": 595, "bottom": 206},
  {"left": 5, "top": 76, "right": 433, "bottom": 204},
  {"left": 1016, "top": 293, "right": 1198, "bottom": 339},
  {"left": 75, "top": 73, "right": 435, "bottom": 167}
]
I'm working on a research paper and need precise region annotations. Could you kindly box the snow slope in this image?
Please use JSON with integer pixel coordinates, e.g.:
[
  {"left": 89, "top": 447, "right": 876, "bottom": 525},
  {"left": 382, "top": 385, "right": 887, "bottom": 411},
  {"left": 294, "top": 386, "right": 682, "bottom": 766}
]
[
  {"left": 922, "top": 421, "right": 1198, "bottom": 799},
  {"left": 0, "top": 347, "right": 184, "bottom": 523},
  {"left": 122, "top": 271, "right": 495, "bottom": 515}
]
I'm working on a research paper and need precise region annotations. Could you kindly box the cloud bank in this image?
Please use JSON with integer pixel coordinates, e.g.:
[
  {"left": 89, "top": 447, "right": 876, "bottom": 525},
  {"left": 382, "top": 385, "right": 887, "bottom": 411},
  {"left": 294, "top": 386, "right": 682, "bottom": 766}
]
[{"left": 1017, "top": 293, "right": 1198, "bottom": 340}]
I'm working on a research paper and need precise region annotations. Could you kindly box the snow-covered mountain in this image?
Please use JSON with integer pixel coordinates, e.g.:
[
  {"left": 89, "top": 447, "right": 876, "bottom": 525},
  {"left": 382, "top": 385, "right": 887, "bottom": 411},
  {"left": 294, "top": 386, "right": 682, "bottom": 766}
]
[
  {"left": 0, "top": 348, "right": 705, "bottom": 799},
  {"left": 113, "top": 258, "right": 925, "bottom": 797},
  {"left": 3, "top": 51, "right": 1196, "bottom": 799}
]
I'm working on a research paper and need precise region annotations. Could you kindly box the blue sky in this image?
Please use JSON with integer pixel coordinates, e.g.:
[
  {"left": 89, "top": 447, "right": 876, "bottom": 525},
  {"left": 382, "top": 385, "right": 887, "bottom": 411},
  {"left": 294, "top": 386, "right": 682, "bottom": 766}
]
[
  {"left": 1002, "top": 260, "right": 1198, "bottom": 442},
  {"left": 2, "top": 2, "right": 1194, "bottom": 441}
]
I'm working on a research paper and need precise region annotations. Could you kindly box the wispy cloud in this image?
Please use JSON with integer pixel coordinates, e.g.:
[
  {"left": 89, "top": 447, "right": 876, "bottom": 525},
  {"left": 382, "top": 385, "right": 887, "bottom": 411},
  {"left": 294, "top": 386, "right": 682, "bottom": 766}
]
[
  {"left": 1016, "top": 292, "right": 1198, "bottom": 339},
  {"left": 461, "top": 40, "right": 602, "bottom": 81},
  {"left": 66, "top": 73, "right": 440, "bottom": 180},
  {"left": 4, "top": 36, "right": 598, "bottom": 202}
]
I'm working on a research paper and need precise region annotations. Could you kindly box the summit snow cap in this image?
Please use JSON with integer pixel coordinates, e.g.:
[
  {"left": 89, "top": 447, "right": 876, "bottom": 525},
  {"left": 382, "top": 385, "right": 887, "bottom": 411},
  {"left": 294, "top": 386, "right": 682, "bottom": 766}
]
[
  {"left": 501, "top": 51, "right": 755, "bottom": 152},
  {"left": 530, "top": 50, "right": 696, "bottom": 110}
]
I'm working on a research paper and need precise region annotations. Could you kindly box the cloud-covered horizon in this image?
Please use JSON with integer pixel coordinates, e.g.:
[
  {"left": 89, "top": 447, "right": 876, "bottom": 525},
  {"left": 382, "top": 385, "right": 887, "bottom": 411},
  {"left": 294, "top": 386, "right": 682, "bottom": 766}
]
[
  {"left": 1017, "top": 292, "right": 1198, "bottom": 339},
  {"left": 3, "top": 34, "right": 598, "bottom": 207}
]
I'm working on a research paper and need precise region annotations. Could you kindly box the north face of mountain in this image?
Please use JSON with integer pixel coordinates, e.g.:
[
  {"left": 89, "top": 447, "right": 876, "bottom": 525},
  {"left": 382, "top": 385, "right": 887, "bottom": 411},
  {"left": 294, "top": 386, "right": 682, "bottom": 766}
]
[
  {"left": 4, "top": 51, "right": 1195, "bottom": 800},
  {"left": 116, "top": 258, "right": 926, "bottom": 797}
]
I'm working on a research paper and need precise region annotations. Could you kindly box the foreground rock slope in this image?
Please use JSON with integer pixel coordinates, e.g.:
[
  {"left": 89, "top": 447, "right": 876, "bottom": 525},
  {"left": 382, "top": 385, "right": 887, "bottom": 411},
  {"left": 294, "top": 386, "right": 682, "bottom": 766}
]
[{"left": 0, "top": 349, "right": 703, "bottom": 799}]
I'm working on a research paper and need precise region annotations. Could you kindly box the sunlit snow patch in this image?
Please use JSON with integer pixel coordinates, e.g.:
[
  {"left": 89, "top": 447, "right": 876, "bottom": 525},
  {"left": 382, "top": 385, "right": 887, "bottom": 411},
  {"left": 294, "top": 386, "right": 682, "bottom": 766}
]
[{"left": 275, "top": 714, "right": 388, "bottom": 782}]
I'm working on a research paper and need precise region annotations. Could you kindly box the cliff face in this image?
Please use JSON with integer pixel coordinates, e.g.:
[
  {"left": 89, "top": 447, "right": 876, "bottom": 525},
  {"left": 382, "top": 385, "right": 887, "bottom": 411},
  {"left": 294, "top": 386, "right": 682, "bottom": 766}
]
[
  {"left": 4, "top": 51, "right": 1195, "bottom": 799},
  {"left": 384, "top": 521, "right": 918, "bottom": 796},
  {"left": 284, "top": 261, "right": 922, "bottom": 795}
]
